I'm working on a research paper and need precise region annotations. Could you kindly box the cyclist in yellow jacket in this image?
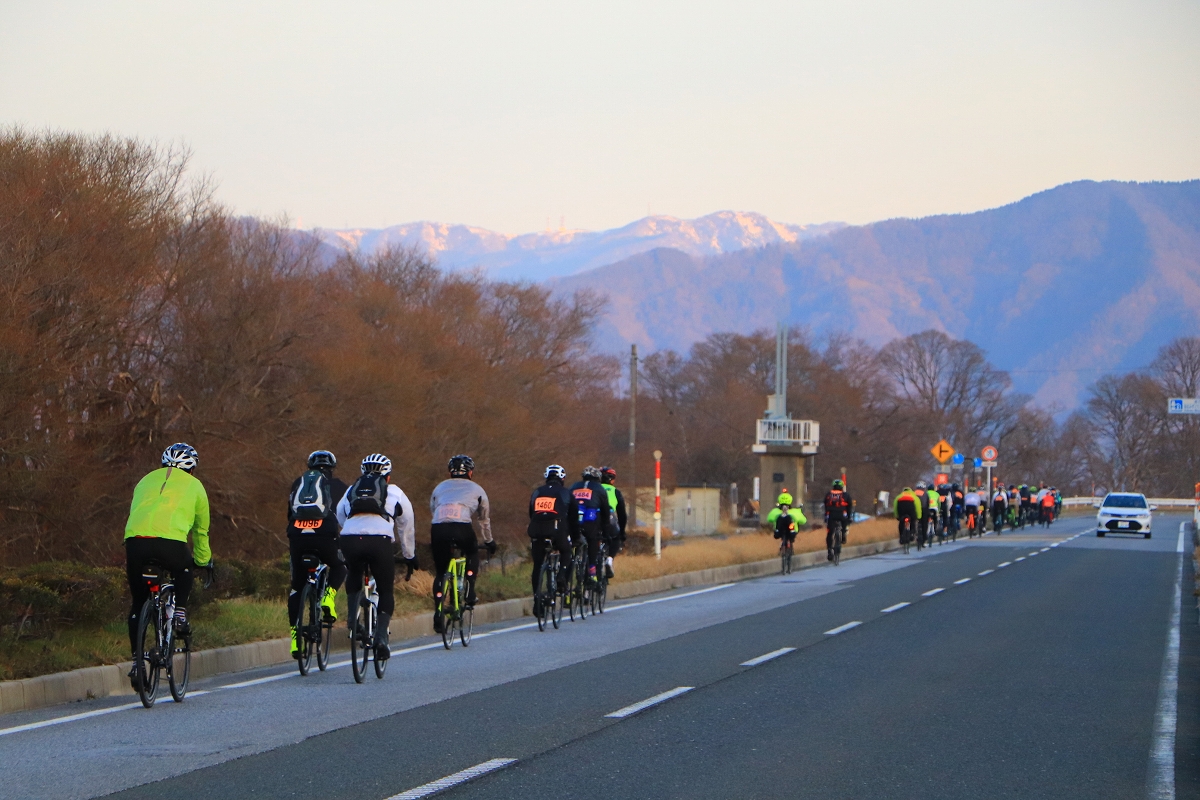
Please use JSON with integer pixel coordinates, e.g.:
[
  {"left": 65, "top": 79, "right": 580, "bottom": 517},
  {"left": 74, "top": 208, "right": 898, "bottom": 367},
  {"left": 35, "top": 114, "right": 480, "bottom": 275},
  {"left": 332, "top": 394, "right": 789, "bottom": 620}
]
[
  {"left": 124, "top": 443, "right": 212, "bottom": 687},
  {"left": 767, "top": 491, "right": 808, "bottom": 543}
]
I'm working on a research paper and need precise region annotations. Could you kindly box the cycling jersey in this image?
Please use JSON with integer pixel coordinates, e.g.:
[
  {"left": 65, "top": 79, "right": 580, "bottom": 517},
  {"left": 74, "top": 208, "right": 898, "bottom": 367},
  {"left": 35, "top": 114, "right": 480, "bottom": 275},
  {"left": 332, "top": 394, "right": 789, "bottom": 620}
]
[
  {"left": 124, "top": 467, "right": 212, "bottom": 566},
  {"left": 766, "top": 505, "right": 808, "bottom": 530},
  {"left": 430, "top": 478, "right": 493, "bottom": 543},
  {"left": 336, "top": 484, "right": 416, "bottom": 560},
  {"left": 824, "top": 489, "right": 853, "bottom": 521},
  {"left": 964, "top": 492, "right": 981, "bottom": 507}
]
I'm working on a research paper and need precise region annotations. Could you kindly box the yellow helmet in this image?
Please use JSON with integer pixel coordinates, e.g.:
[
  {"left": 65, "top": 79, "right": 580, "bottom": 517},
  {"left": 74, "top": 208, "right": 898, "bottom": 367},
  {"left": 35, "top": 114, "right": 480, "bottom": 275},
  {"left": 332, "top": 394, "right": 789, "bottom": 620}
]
[{"left": 777, "top": 491, "right": 793, "bottom": 505}]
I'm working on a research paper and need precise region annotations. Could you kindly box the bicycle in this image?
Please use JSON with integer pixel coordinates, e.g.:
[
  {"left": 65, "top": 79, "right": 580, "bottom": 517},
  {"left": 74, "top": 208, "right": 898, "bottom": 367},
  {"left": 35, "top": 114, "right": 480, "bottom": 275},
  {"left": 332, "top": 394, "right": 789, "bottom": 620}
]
[
  {"left": 436, "top": 543, "right": 473, "bottom": 648},
  {"left": 780, "top": 537, "right": 794, "bottom": 574},
  {"left": 568, "top": 538, "right": 589, "bottom": 622},
  {"left": 591, "top": 539, "right": 609, "bottom": 614},
  {"left": 533, "top": 539, "right": 563, "bottom": 631},
  {"left": 132, "top": 561, "right": 204, "bottom": 708},
  {"left": 825, "top": 522, "right": 843, "bottom": 567},
  {"left": 350, "top": 571, "right": 386, "bottom": 682},
  {"left": 295, "top": 554, "right": 333, "bottom": 676},
  {"left": 899, "top": 516, "right": 914, "bottom": 554}
]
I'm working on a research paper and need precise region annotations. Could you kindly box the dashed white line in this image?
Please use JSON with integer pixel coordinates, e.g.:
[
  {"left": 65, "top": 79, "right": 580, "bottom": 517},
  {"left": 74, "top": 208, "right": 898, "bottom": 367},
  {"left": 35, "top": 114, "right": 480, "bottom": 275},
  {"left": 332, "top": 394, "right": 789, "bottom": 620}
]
[
  {"left": 605, "top": 686, "right": 694, "bottom": 718},
  {"left": 953, "top": 578, "right": 971, "bottom": 585},
  {"left": 1040, "top": 548, "right": 1050, "bottom": 553},
  {"left": 1028, "top": 551, "right": 1040, "bottom": 557},
  {"left": 824, "top": 621, "right": 863, "bottom": 635},
  {"left": 1015, "top": 557, "right": 1026, "bottom": 562},
  {"left": 386, "top": 758, "right": 518, "bottom": 799},
  {"left": 921, "top": 588, "right": 945, "bottom": 597},
  {"left": 978, "top": 569, "right": 994, "bottom": 576},
  {"left": 998, "top": 562, "right": 1012, "bottom": 567},
  {"left": 881, "top": 602, "right": 910, "bottom": 613},
  {"left": 1148, "top": 558, "right": 1182, "bottom": 800},
  {"left": 740, "top": 648, "right": 796, "bottom": 667}
]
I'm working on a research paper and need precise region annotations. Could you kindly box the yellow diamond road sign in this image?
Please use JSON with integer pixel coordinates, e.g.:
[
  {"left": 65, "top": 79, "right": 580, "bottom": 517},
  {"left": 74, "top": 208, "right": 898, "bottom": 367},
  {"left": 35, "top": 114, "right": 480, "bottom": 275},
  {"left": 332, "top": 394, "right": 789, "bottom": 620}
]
[{"left": 931, "top": 439, "right": 955, "bottom": 464}]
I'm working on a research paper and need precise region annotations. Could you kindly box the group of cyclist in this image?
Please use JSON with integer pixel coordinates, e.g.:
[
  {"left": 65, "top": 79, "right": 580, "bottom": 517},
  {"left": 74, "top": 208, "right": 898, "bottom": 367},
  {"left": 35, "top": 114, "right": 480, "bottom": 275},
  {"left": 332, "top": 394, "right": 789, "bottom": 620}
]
[
  {"left": 892, "top": 479, "right": 1063, "bottom": 548},
  {"left": 766, "top": 479, "right": 856, "bottom": 563},
  {"left": 121, "top": 443, "right": 628, "bottom": 688}
]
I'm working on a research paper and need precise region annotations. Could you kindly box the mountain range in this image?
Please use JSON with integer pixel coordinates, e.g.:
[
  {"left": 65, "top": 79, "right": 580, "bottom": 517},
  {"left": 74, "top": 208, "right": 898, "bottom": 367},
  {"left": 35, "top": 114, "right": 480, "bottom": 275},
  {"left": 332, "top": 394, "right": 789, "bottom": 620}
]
[
  {"left": 551, "top": 180, "right": 1200, "bottom": 410},
  {"left": 313, "top": 212, "right": 844, "bottom": 282}
]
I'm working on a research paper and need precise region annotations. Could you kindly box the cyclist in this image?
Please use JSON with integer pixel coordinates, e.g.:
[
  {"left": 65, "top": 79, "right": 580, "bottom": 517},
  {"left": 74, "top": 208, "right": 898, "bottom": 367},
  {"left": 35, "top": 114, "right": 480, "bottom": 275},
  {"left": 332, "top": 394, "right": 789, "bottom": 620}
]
[
  {"left": 599, "top": 466, "right": 628, "bottom": 578},
  {"left": 431, "top": 454, "right": 495, "bottom": 634},
  {"left": 337, "top": 453, "right": 417, "bottom": 660},
  {"left": 823, "top": 479, "right": 853, "bottom": 561},
  {"left": 912, "top": 482, "right": 931, "bottom": 547},
  {"left": 1007, "top": 485, "right": 1020, "bottom": 529},
  {"left": 925, "top": 483, "right": 942, "bottom": 543},
  {"left": 946, "top": 483, "right": 963, "bottom": 539},
  {"left": 1019, "top": 484, "right": 1033, "bottom": 527},
  {"left": 991, "top": 484, "right": 1008, "bottom": 533},
  {"left": 767, "top": 490, "right": 807, "bottom": 546},
  {"left": 1040, "top": 486, "right": 1056, "bottom": 526},
  {"left": 1054, "top": 487, "right": 1063, "bottom": 518},
  {"left": 963, "top": 486, "right": 982, "bottom": 534},
  {"left": 285, "top": 450, "right": 349, "bottom": 659},
  {"left": 123, "top": 443, "right": 212, "bottom": 689},
  {"left": 893, "top": 486, "right": 922, "bottom": 546},
  {"left": 528, "top": 465, "right": 578, "bottom": 598},
  {"left": 570, "top": 466, "right": 612, "bottom": 586}
]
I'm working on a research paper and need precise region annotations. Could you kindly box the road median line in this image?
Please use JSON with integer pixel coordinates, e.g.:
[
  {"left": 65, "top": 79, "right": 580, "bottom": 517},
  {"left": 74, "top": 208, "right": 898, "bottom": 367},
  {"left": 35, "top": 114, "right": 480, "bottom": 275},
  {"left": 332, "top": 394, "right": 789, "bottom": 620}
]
[
  {"left": 740, "top": 648, "right": 795, "bottom": 667},
  {"left": 606, "top": 687, "right": 694, "bottom": 718},
  {"left": 386, "top": 758, "right": 517, "bottom": 799}
]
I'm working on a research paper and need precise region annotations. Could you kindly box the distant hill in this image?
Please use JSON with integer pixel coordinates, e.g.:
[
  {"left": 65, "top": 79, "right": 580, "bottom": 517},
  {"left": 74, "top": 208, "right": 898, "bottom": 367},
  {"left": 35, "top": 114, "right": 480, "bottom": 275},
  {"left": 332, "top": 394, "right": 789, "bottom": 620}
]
[
  {"left": 552, "top": 181, "right": 1200, "bottom": 409},
  {"left": 312, "top": 211, "right": 843, "bottom": 282}
]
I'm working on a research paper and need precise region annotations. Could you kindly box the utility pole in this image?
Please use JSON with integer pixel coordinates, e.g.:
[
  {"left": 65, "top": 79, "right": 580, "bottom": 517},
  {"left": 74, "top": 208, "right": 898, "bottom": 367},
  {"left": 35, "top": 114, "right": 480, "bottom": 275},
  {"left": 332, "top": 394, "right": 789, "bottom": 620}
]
[{"left": 629, "top": 344, "right": 638, "bottom": 530}]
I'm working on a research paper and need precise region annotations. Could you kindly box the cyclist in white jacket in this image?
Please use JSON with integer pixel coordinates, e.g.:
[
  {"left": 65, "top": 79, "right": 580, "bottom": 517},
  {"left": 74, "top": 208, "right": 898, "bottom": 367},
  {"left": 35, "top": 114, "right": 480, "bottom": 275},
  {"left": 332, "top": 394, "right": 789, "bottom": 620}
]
[
  {"left": 430, "top": 454, "right": 494, "bottom": 633},
  {"left": 336, "top": 453, "right": 417, "bottom": 659}
]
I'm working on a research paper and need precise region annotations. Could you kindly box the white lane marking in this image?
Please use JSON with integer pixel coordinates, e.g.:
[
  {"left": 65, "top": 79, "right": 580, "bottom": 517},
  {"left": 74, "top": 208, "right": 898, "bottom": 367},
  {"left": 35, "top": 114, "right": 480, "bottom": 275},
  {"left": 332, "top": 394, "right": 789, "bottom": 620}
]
[
  {"left": 824, "top": 621, "right": 862, "bottom": 635},
  {"left": 0, "top": 582, "right": 737, "bottom": 737},
  {"left": 605, "top": 686, "right": 694, "bottom": 718},
  {"left": 1028, "top": 551, "right": 1040, "bottom": 556},
  {"left": 740, "top": 647, "right": 796, "bottom": 667},
  {"left": 1015, "top": 557, "right": 1026, "bottom": 562},
  {"left": 1148, "top": 560, "right": 1182, "bottom": 800},
  {"left": 1176, "top": 522, "right": 1186, "bottom": 554},
  {"left": 0, "top": 702, "right": 143, "bottom": 737},
  {"left": 1040, "top": 548, "right": 1050, "bottom": 552},
  {"left": 953, "top": 578, "right": 971, "bottom": 585},
  {"left": 386, "top": 758, "right": 518, "bottom": 799},
  {"left": 921, "top": 588, "right": 945, "bottom": 597},
  {"left": 1050, "top": 543, "right": 1060, "bottom": 548},
  {"left": 881, "top": 602, "right": 910, "bottom": 613},
  {"left": 978, "top": 569, "right": 994, "bottom": 576},
  {"left": 998, "top": 562, "right": 1012, "bottom": 567}
]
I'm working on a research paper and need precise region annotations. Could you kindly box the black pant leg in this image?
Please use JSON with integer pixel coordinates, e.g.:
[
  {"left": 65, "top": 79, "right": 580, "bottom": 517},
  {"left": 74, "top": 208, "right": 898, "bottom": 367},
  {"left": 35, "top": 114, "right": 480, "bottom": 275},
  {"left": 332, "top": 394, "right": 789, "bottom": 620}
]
[{"left": 368, "top": 537, "right": 396, "bottom": 616}]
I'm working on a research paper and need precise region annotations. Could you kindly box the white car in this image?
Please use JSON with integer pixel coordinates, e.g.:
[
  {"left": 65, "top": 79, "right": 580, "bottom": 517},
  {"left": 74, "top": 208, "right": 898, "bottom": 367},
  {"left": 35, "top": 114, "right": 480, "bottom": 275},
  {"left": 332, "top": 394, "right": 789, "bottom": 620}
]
[{"left": 1095, "top": 492, "right": 1154, "bottom": 538}]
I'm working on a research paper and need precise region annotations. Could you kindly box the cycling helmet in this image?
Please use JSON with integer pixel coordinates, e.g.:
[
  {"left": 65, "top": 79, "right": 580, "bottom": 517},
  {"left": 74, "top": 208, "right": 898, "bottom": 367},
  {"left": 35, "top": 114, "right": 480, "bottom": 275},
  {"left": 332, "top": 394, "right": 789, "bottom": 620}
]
[
  {"left": 582, "top": 465, "right": 601, "bottom": 481},
  {"left": 915, "top": 481, "right": 927, "bottom": 490},
  {"left": 448, "top": 454, "right": 474, "bottom": 477},
  {"left": 831, "top": 479, "right": 845, "bottom": 490},
  {"left": 161, "top": 443, "right": 198, "bottom": 472},
  {"left": 544, "top": 464, "right": 566, "bottom": 481},
  {"left": 307, "top": 450, "right": 336, "bottom": 469},
  {"left": 361, "top": 453, "right": 392, "bottom": 476},
  {"left": 777, "top": 491, "right": 793, "bottom": 505},
  {"left": 600, "top": 466, "right": 617, "bottom": 484}
]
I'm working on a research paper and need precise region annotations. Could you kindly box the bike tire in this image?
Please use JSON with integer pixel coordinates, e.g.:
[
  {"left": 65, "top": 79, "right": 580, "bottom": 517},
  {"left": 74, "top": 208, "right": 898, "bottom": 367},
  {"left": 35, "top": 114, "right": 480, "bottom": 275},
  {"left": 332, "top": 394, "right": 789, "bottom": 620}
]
[
  {"left": 461, "top": 607, "right": 473, "bottom": 646},
  {"left": 832, "top": 538, "right": 841, "bottom": 566},
  {"left": 135, "top": 597, "right": 159, "bottom": 708},
  {"left": 351, "top": 597, "right": 369, "bottom": 684},
  {"left": 534, "top": 566, "right": 548, "bottom": 632},
  {"left": 594, "top": 571, "right": 608, "bottom": 614},
  {"left": 373, "top": 606, "right": 387, "bottom": 679},
  {"left": 318, "top": 616, "right": 332, "bottom": 671},
  {"left": 297, "top": 583, "right": 315, "bottom": 676},
  {"left": 441, "top": 574, "right": 456, "bottom": 649},
  {"left": 167, "top": 589, "right": 190, "bottom": 702}
]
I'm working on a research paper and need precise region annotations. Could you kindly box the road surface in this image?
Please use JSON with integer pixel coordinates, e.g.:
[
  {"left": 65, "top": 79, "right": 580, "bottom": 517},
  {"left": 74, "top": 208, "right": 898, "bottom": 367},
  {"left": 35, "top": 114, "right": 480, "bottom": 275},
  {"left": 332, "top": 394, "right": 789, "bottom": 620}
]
[{"left": 1, "top": 514, "right": 1194, "bottom": 799}]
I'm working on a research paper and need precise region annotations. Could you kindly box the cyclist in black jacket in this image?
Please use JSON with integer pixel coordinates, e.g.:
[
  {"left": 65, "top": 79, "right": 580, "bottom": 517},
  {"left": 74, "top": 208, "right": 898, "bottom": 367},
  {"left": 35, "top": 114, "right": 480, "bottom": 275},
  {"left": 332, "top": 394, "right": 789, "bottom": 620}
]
[
  {"left": 528, "top": 465, "right": 578, "bottom": 595},
  {"left": 570, "top": 466, "right": 612, "bottom": 585},
  {"left": 286, "top": 450, "right": 348, "bottom": 659}
]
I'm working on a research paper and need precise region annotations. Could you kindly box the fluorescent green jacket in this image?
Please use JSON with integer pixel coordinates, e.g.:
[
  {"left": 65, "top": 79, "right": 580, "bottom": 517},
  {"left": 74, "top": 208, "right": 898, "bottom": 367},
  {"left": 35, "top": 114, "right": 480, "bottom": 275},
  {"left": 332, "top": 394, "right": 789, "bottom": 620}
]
[
  {"left": 124, "top": 467, "right": 212, "bottom": 565},
  {"left": 766, "top": 506, "right": 807, "bottom": 527}
]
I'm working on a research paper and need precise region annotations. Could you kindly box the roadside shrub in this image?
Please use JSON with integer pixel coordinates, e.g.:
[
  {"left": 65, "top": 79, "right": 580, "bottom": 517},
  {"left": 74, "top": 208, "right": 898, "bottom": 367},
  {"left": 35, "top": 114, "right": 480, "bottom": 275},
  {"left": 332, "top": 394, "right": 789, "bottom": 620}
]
[{"left": 0, "top": 562, "right": 125, "bottom": 637}]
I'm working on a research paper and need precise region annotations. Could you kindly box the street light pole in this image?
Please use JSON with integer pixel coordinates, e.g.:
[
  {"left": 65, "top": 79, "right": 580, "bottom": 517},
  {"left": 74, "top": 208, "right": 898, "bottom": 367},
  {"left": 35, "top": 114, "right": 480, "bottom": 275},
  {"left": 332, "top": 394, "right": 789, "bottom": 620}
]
[
  {"left": 629, "top": 344, "right": 637, "bottom": 530},
  {"left": 653, "top": 449, "right": 662, "bottom": 559}
]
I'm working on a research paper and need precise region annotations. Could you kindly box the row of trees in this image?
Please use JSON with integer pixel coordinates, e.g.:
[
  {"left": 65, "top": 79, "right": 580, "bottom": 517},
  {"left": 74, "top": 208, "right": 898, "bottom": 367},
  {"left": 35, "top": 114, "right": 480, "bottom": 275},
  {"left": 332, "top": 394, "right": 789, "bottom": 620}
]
[{"left": 1, "top": 128, "right": 1192, "bottom": 566}]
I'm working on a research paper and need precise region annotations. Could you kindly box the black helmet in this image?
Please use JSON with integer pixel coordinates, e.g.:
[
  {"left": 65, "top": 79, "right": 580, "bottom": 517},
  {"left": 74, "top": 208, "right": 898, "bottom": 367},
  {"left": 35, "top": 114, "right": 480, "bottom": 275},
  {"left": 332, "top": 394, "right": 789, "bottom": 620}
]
[
  {"left": 600, "top": 466, "right": 617, "bottom": 484},
  {"left": 307, "top": 450, "right": 336, "bottom": 470},
  {"left": 448, "top": 454, "right": 474, "bottom": 477},
  {"left": 544, "top": 464, "right": 566, "bottom": 481}
]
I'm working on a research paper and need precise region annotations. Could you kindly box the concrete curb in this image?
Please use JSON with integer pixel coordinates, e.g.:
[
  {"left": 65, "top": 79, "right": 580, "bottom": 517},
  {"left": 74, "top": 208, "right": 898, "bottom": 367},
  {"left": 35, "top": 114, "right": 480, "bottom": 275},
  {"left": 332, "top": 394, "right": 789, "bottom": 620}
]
[{"left": 1, "top": 537, "right": 900, "bottom": 716}]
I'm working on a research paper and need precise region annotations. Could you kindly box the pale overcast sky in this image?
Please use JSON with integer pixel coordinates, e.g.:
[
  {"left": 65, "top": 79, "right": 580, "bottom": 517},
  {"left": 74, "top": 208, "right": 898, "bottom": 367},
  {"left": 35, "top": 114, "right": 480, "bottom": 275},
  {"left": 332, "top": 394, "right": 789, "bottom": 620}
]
[{"left": 2, "top": 1, "right": 1197, "bottom": 233}]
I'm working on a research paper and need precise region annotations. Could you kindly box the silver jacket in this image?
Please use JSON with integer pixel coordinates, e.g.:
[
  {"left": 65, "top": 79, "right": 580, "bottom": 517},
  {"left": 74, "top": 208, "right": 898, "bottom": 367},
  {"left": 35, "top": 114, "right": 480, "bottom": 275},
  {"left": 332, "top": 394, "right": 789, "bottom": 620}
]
[
  {"left": 336, "top": 484, "right": 417, "bottom": 560},
  {"left": 430, "top": 478, "right": 492, "bottom": 542}
]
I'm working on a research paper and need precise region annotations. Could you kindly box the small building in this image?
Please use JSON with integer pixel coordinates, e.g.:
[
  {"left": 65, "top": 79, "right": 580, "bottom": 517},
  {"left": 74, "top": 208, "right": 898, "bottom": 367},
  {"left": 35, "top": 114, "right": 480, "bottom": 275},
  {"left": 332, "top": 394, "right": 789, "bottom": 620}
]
[{"left": 634, "top": 485, "right": 723, "bottom": 536}]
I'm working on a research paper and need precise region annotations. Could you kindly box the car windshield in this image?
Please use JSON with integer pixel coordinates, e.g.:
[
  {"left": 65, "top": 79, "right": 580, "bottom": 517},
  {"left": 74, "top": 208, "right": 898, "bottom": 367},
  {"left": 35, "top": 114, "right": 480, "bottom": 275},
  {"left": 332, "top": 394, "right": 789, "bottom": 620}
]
[{"left": 1102, "top": 495, "right": 1148, "bottom": 509}]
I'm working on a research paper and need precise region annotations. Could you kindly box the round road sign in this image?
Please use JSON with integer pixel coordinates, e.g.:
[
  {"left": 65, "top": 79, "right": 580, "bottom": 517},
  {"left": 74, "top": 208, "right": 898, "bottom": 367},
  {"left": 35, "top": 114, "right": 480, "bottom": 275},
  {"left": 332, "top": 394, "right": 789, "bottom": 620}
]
[{"left": 981, "top": 445, "right": 998, "bottom": 461}]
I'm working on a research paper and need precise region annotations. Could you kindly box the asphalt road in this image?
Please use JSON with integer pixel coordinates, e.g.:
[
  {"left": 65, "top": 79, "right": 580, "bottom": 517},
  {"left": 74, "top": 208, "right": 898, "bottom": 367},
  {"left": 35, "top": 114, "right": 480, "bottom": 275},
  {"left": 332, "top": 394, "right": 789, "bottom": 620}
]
[{"left": 2, "top": 514, "right": 1194, "bottom": 799}]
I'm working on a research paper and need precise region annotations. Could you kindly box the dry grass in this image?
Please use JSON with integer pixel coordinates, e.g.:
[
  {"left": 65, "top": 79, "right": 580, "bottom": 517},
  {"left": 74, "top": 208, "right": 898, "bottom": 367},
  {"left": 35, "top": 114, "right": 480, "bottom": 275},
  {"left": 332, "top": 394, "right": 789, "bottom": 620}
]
[{"left": 613, "top": 517, "right": 897, "bottom": 583}]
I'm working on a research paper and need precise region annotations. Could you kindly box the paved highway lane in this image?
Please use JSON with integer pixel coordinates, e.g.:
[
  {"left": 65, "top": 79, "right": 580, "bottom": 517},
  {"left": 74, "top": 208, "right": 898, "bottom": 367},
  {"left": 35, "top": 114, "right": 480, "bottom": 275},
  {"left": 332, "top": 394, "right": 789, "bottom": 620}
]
[{"left": 1, "top": 515, "right": 1191, "bottom": 799}]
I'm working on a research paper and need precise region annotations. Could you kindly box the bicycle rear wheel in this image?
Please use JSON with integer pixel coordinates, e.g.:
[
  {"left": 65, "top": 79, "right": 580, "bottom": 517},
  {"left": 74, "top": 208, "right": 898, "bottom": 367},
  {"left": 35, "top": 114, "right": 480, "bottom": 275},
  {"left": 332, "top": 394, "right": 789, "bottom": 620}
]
[
  {"left": 318, "top": 615, "right": 332, "bottom": 671},
  {"left": 351, "top": 597, "right": 370, "bottom": 684},
  {"left": 373, "top": 606, "right": 387, "bottom": 679},
  {"left": 441, "top": 574, "right": 456, "bottom": 649},
  {"left": 167, "top": 590, "right": 190, "bottom": 702},
  {"left": 593, "top": 568, "right": 608, "bottom": 614},
  {"left": 551, "top": 571, "right": 564, "bottom": 628},
  {"left": 135, "top": 598, "right": 160, "bottom": 708},
  {"left": 297, "top": 583, "right": 316, "bottom": 676},
  {"left": 832, "top": 535, "right": 841, "bottom": 566},
  {"left": 535, "top": 564, "right": 551, "bottom": 631}
]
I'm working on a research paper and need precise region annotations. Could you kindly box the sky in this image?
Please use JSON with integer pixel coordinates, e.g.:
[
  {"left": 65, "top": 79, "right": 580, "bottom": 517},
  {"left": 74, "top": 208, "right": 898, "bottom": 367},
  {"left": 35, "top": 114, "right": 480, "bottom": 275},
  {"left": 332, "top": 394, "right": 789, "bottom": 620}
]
[{"left": 2, "top": 1, "right": 1198, "bottom": 234}]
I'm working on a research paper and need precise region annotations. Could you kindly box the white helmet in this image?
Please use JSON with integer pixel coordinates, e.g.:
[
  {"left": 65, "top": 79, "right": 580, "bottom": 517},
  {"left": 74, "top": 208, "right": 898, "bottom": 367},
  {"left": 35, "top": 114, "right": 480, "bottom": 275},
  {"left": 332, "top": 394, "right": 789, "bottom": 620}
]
[
  {"left": 161, "top": 443, "right": 198, "bottom": 472},
  {"left": 361, "top": 453, "right": 392, "bottom": 476}
]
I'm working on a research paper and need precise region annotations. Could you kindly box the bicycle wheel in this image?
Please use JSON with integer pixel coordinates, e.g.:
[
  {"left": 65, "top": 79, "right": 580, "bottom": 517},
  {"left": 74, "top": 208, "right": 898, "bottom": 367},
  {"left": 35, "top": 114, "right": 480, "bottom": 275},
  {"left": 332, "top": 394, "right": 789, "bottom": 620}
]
[
  {"left": 135, "top": 598, "right": 160, "bottom": 708},
  {"left": 373, "top": 604, "right": 387, "bottom": 678},
  {"left": 318, "top": 615, "right": 332, "bottom": 671},
  {"left": 460, "top": 607, "right": 473, "bottom": 646},
  {"left": 593, "top": 569, "right": 608, "bottom": 614},
  {"left": 441, "top": 574, "right": 456, "bottom": 649},
  {"left": 832, "top": 536, "right": 841, "bottom": 566},
  {"left": 535, "top": 564, "right": 551, "bottom": 631},
  {"left": 166, "top": 591, "right": 190, "bottom": 702},
  {"left": 351, "top": 596, "right": 369, "bottom": 684},
  {"left": 297, "top": 583, "right": 316, "bottom": 676},
  {"left": 552, "top": 570, "right": 564, "bottom": 628}
]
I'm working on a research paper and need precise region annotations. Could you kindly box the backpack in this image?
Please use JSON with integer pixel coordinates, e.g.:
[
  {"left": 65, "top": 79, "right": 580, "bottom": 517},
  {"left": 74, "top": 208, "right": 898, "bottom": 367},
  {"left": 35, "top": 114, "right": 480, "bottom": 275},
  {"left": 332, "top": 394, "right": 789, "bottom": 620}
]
[
  {"left": 573, "top": 486, "right": 600, "bottom": 523},
  {"left": 532, "top": 486, "right": 562, "bottom": 521},
  {"left": 290, "top": 469, "right": 332, "bottom": 522},
  {"left": 348, "top": 472, "right": 392, "bottom": 520},
  {"left": 828, "top": 490, "right": 849, "bottom": 512},
  {"left": 774, "top": 511, "right": 796, "bottom": 539}
]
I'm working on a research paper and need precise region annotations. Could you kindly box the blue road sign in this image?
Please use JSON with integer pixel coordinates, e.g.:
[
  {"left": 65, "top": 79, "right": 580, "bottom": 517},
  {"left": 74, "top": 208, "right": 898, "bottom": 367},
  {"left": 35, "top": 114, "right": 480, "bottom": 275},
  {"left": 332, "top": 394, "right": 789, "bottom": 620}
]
[
  {"left": 973, "top": 457, "right": 982, "bottom": 469},
  {"left": 952, "top": 453, "right": 965, "bottom": 465}
]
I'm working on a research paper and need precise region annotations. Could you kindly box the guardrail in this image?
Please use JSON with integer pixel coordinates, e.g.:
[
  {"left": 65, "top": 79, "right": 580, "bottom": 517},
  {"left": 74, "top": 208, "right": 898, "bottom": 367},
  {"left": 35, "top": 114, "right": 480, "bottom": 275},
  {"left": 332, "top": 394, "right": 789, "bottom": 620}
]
[
  {"left": 755, "top": 419, "right": 819, "bottom": 447},
  {"left": 1062, "top": 496, "right": 1196, "bottom": 508}
]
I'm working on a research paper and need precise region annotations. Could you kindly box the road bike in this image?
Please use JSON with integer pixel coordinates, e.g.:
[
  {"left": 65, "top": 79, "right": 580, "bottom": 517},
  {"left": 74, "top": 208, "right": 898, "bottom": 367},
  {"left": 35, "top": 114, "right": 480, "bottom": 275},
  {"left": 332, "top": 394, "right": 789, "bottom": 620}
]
[
  {"left": 436, "top": 543, "right": 473, "bottom": 648},
  {"left": 295, "top": 554, "right": 333, "bottom": 676},
  {"left": 825, "top": 522, "right": 843, "bottom": 566},
  {"left": 132, "top": 561, "right": 203, "bottom": 708},
  {"left": 965, "top": 508, "right": 979, "bottom": 538},
  {"left": 350, "top": 571, "right": 386, "bottom": 682},
  {"left": 899, "top": 517, "right": 915, "bottom": 555},
  {"left": 568, "top": 538, "right": 590, "bottom": 621},
  {"left": 533, "top": 539, "right": 563, "bottom": 631},
  {"left": 591, "top": 538, "right": 609, "bottom": 614},
  {"left": 780, "top": 537, "right": 794, "bottom": 574},
  {"left": 946, "top": 510, "right": 960, "bottom": 543}
]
